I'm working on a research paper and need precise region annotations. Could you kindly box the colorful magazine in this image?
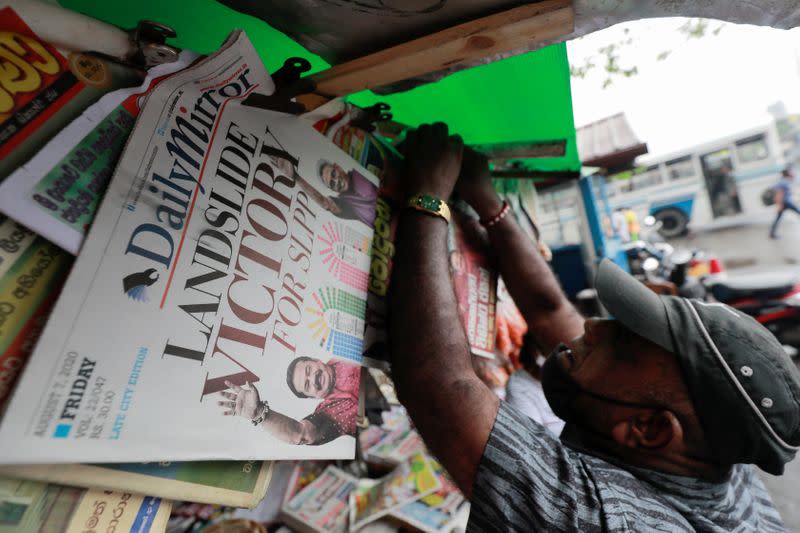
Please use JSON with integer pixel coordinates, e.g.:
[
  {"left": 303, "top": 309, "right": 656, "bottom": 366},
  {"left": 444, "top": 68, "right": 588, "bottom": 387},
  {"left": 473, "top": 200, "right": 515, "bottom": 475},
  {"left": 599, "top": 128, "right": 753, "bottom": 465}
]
[
  {"left": 349, "top": 452, "right": 441, "bottom": 530},
  {"left": 449, "top": 206, "right": 498, "bottom": 359},
  {"left": 0, "top": 476, "right": 171, "bottom": 532},
  {"left": 0, "top": 31, "right": 376, "bottom": 463},
  {"left": 390, "top": 457, "right": 467, "bottom": 533},
  {"left": 0, "top": 460, "right": 273, "bottom": 509},
  {"left": 281, "top": 465, "right": 357, "bottom": 533},
  {"left": 0, "top": 6, "right": 140, "bottom": 182},
  {"left": 306, "top": 100, "right": 498, "bottom": 366},
  {"left": 0, "top": 215, "right": 72, "bottom": 415}
]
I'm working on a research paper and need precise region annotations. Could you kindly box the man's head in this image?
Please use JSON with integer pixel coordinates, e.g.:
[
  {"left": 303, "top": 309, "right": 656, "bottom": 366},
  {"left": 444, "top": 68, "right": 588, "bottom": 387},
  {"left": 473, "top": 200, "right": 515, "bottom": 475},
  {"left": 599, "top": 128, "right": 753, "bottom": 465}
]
[
  {"left": 318, "top": 160, "right": 350, "bottom": 193},
  {"left": 542, "top": 318, "right": 710, "bottom": 470},
  {"left": 543, "top": 259, "right": 800, "bottom": 476},
  {"left": 783, "top": 167, "right": 795, "bottom": 180},
  {"left": 286, "top": 356, "right": 335, "bottom": 399}
]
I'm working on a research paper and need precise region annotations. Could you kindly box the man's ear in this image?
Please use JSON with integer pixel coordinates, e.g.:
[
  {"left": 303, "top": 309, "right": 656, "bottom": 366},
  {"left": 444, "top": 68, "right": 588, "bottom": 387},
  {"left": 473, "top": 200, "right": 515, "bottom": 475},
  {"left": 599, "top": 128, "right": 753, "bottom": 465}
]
[{"left": 610, "top": 410, "right": 683, "bottom": 450}]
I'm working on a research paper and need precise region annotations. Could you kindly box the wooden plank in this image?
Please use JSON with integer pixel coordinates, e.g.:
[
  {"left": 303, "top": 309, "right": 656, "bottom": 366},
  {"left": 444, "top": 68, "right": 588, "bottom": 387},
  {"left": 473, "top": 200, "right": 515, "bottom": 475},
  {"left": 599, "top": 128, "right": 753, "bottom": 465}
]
[
  {"left": 490, "top": 169, "right": 579, "bottom": 181},
  {"left": 472, "top": 139, "right": 567, "bottom": 160},
  {"left": 306, "top": 0, "right": 574, "bottom": 101}
]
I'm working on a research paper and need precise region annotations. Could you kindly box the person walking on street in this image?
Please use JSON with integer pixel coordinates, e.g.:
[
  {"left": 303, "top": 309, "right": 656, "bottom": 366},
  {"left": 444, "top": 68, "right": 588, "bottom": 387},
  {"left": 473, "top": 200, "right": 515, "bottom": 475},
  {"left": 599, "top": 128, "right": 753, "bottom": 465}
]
[
  {"left": 624, "top": 207, "right": 640, "bottom": 241},
  {"left": 770, "top": 167, "right": 798, "bottom": 239},
  {"left": 611, "top": 207, "right": 631, "bottom": 243},
  {"left": 389, "top": 123, "right": 799, "bottom": 532}
]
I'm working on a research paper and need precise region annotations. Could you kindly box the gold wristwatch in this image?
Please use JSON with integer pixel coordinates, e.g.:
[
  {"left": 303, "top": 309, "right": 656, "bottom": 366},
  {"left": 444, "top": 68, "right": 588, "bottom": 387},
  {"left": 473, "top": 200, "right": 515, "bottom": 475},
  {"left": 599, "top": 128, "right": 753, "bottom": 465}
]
[{"left": 405, "top": 193, "right": 451, "bottom": 223}]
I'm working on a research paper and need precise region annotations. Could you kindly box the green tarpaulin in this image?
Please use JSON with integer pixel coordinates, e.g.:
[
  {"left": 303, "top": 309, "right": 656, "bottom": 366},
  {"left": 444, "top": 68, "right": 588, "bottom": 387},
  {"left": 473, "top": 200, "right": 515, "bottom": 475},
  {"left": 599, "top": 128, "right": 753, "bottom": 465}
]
[{"left": 61, "top": 0, "right": 580, "bottom": 174}]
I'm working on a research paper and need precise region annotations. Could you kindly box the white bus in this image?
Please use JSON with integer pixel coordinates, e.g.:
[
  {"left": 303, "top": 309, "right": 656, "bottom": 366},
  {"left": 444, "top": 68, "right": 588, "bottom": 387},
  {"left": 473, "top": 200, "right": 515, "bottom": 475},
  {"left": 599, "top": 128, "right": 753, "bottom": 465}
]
[
  {"left": 608, "top": 122, "right": 787, "bottom": 237},
  {"left": 539, "top": 122, "right": 789, "bottom": 245}
]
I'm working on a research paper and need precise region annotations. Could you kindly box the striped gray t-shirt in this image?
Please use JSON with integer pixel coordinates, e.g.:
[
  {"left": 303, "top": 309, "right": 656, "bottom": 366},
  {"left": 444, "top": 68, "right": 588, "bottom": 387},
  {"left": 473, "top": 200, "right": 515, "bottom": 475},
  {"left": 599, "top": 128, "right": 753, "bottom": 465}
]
[{"left": 468, "top": 402, "right": 786, "bottom": 532}]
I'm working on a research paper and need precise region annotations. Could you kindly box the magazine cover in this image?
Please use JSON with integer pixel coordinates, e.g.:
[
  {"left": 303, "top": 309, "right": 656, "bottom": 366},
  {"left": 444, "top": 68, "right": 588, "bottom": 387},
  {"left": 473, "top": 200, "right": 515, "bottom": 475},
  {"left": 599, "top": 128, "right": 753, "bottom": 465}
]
[
  {"left": 0, "top": 6, "right": 141, "bottom": 181},
  {"left": 281, "top": 465, "right": 357, "bottom": 533},
  {"left": 0, "top": 216, "right": 73, "bottom": 415},
  {"left": 349, "top": 452, "right": 441, "bottom": 531},
  {"left": 0, "top": 476, "right": 170, "bottom": 532},
  {"left": 304, "top": 100, "right": 403, "bottom": 370},
  {"left": 390, "top": 457, "right": 467, "bottom": 533},
  {"left": 0, "top": 52, "right": 199, "bottom": 255},
  {"left": 0, "top": 459, "right": 273, "bottom": 508},
  {"left": 0, "top": 31, "right": 376, "bottom": 463},
  {"left": 448, "top": 207, "right": 498, "bottom": 359}
]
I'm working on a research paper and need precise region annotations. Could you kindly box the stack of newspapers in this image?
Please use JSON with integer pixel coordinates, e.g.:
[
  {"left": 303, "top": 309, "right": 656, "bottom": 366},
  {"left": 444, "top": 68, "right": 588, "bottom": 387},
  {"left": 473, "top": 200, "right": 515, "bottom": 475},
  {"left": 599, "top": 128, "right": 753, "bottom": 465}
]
[{"left": 0, "top": 6, "right": 503, "bottom": 531}]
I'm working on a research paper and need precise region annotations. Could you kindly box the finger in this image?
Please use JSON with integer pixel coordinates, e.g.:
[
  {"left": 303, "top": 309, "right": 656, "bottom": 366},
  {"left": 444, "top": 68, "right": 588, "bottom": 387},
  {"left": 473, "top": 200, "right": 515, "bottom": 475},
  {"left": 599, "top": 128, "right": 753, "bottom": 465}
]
[
  {"left": 450, "top": 134, "right": 464, "bottom": 160},
  {"left": 431, "top": 122, "right": 448, "bottom": 139},
  {"left": 416, "top": 123, "right": 432, "bottom": 141},
  {"left": 224, "top": 380, "right": 242, "bottom": 392},
  {"left": 223, "top": 410, "right": 235, "bottom": 416},
  {"left": 218, "top": 401, "right": 236, "bottom": 408},
  {"left": 220, "top": 391, "right": 237, "bottom": 400}
]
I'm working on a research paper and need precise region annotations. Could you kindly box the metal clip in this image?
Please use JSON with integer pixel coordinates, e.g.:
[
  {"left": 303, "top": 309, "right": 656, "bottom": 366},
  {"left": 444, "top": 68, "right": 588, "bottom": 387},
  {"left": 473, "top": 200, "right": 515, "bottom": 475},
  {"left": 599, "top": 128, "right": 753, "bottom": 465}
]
[
  {"left": 130, "top": 21, "right": 179, "bottom": 67},
  {"left": 242, "top": 57, "right": 315, "bottom": 115},
  {"left": 350, "top": 102, "right": 393, "bottom": 133}
]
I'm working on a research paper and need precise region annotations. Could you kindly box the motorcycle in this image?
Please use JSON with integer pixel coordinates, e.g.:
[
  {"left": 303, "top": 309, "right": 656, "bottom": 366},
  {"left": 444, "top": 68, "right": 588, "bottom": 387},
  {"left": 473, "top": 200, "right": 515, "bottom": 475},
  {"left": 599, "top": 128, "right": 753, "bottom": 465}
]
[
  {"left": 638, "top": 250, "right": 800, "bottom": 356},
  {"left": 627, "top": 217, "right": 717, "bottom": 299},
  {"left": 704, "top": 270, "right": 800, "bottom": 356}
]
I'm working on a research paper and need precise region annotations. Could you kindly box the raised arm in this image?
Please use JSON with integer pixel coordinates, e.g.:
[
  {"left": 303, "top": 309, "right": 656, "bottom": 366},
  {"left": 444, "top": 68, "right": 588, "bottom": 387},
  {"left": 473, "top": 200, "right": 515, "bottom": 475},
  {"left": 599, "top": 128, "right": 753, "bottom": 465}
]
[
  {"left": 218, "top": 381, "right": 326, "bottom": 445},
  {"left": 455, "top": 149, "right": 584, "bottom": 354},
  {"left": 390, "top": 124, "right": 499, "bottom": 497}
]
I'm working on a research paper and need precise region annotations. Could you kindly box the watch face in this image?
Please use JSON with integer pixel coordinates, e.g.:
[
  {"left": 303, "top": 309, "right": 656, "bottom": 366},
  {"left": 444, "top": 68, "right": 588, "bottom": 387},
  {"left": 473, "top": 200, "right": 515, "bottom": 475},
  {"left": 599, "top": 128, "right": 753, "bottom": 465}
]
[{"left": 419, "top": 195, "right": 441, "bottom": 210}]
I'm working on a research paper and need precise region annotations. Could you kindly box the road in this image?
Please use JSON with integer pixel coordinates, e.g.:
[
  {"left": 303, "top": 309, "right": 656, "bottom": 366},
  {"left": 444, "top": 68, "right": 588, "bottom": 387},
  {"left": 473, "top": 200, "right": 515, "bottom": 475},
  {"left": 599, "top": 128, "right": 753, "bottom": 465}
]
[{"left": 669, "top": 211, "right": 800, "bottom": 531}]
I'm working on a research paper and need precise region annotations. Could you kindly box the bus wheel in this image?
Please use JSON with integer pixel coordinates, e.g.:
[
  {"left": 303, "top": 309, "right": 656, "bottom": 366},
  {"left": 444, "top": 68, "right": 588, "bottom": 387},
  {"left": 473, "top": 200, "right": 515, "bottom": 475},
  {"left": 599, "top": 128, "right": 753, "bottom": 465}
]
[{"left": 654, "top": 208, "right": 689, "bottom": 238}]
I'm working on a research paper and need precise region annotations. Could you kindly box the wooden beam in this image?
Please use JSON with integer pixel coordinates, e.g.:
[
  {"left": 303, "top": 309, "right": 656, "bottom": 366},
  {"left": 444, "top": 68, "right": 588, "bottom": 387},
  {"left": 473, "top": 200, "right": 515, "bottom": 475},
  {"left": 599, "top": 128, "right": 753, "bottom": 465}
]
[
  {"left": 305, "top": 0, "right": 574, "bottom": 104},
  {"left": 490, "top": 169, "right": 579, "bottom": 181},
  {"left": 472, "top": 139, "right": 567, "bottom": 160}
]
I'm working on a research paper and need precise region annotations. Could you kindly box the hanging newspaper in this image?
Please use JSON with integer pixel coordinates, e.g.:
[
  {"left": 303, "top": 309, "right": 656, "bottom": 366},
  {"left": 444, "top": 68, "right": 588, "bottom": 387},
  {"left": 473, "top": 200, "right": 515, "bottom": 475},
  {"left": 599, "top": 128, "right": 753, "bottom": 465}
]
[{"left": 0, "top": 31, "right": 376, "bottom": 463}]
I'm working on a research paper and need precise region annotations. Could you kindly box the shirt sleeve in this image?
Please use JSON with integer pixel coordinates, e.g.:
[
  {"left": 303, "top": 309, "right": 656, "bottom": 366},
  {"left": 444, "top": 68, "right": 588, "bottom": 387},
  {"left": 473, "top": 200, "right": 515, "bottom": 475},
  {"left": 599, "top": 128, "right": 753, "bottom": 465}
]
[
  {"left": 467, "top": 402, "right": 603, "bottom": 533},
  {"left": 303, "top": 397, "right": 357, "bottom": 445}
]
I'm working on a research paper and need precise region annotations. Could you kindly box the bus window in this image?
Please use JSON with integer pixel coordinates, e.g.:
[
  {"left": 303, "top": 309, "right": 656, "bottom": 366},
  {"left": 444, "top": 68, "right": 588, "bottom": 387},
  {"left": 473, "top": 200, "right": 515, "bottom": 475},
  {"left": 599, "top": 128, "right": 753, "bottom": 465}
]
[
  {"left": 736, "top": 134, "right": 769, "bottom": 163},
  {"left": 632, "top": 165, "right": 663, "bottom": 189},
  {"left": 666, "top": 155, "right": 695, "bottom": 180}
]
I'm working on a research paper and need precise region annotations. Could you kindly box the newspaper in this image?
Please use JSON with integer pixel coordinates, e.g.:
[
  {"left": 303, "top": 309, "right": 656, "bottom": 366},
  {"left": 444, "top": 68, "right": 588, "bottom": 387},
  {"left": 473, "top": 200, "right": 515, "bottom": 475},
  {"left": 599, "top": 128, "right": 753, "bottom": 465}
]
[
  {"left": 0, "top": 52, "right": 199, "bottom": 255},
  {"left": 0, "top": 476, "right": 171, "bottom": 532},
  {"left": 281, "top": 465, "right": 358, "bottom": 533},
  {"left": 350, "top": 452, "right": 441, "bottom": 530},
  {"left": 0, "top": 459, "right": 273, "bottom": 508},
  {"left": 0, "top": 215, "right": 73, "bottom": 415},
  {"left": 0, "top": 30, "right": 377, "bottom": 463}
]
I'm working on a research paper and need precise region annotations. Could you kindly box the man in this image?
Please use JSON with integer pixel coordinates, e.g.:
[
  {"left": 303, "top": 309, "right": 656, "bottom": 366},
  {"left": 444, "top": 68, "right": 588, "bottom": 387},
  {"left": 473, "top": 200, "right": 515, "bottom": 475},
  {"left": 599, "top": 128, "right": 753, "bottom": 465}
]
[
  {"left": 770, "top": 166, "right": 798, "bottom": 239},
  {"left": 271, "top": 156, "right": 378, "bottom": 227},
  {"left": 624, "top": 206, "right": 640, "bottom": 242},
  {"left": 218, "top": 356, "right": 359, "bottom": 446},
  {"left": 611, "top": 207, "right": 631, "bottom": 243},
  {"left": 390, "top": 123, "right": 800, "bottom": 531}
]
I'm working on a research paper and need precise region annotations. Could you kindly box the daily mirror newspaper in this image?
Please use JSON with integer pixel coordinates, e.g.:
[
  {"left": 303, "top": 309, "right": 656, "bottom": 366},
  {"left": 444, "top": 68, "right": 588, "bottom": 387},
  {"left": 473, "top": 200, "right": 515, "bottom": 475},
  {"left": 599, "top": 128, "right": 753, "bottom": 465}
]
[{"left": 0, "top": 31, "right": 376, "bottom": 463}]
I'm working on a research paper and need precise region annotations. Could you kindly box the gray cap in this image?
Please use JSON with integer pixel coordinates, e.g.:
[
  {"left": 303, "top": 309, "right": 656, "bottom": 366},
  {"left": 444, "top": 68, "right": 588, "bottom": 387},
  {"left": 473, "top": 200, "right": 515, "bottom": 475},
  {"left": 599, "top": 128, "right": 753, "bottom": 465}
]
[{"left": 595, "top": 259, "right": 800, "bottom": 474}]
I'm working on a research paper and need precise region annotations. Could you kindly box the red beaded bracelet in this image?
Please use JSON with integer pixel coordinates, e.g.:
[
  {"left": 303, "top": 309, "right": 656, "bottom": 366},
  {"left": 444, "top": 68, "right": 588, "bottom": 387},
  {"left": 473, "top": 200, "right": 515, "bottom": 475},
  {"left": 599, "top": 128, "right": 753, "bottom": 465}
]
[{"left": 480, "top": 200, "right": 510, "bottom": 228}]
